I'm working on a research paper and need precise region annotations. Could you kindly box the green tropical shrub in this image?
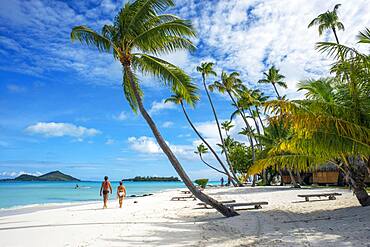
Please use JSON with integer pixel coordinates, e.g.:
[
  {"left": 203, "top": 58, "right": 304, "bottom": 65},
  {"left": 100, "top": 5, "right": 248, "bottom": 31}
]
[{"left": 194, "top": 179, "right": 209, "bottom": 188}]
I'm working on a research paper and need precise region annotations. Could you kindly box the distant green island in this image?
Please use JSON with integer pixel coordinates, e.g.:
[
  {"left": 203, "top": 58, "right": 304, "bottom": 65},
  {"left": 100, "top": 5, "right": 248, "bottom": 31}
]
[
  {"left": 123, "top": 176, "right": 180, "bottom": 182},
  {"left": 0, "top": 171, "right": 80, "bottom": 182}
]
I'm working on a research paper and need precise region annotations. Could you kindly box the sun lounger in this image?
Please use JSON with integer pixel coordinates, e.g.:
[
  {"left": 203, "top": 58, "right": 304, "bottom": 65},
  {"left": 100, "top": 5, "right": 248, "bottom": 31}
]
[
  {"left": 224, "top": 202, "right": 268, "bottom": 210},
  {"left": 297, "top": 193, "right": 342, "bottom": 202},
  {"left": 197, "top": 200, "right": 236, "bottom": 209},
  {"left": 171, "top": 195, "right": 196, "bottom": 201},
  {"left": 180, "top": 190, "right": 191, "bottom": 194}
]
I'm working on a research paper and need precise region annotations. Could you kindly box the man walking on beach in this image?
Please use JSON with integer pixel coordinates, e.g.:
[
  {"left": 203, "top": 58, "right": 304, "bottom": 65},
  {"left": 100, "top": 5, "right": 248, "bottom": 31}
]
[
  {"left": 100, "top": 176, "right": 112, "bottom": 209},
  {"left": 117, "top": 181, "right": 126, "bottom": 208}
]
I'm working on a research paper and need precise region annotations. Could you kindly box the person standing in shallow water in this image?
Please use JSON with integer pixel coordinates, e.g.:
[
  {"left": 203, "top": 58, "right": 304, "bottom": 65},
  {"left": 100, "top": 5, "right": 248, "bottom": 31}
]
[
  {"left": 117, "top": 181, "right": 126, "bottom": 208},
  {"left": 100, "top": 176, "right": 112, "bottom": 209}
]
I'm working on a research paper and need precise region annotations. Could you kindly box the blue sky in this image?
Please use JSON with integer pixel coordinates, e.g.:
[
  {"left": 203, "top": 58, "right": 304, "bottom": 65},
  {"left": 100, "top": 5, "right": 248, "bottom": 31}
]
[{"left": 0, "top": 0, "right": 369, "bottom": 181}]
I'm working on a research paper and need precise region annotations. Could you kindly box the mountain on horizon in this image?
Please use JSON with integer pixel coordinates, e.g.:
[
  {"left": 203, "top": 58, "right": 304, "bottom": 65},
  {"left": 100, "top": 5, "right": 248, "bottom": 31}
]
[{"left": 0, "top": 171, "right": 80, "bottom": 182}]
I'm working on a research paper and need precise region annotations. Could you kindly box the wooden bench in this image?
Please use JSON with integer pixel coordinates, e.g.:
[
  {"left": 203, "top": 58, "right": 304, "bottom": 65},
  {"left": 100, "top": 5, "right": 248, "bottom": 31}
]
[
  {"left": 197, "top": 200, "right": 236, "bottom": 209},
  {"left": 171, "top": 195, "right": 196, "bottom": 201},
  {"left": 224, "top": 202, "right": 268, "bottom": 210},
  {"left": 297, "top": 193, "right": 342, "bottom": 202}
]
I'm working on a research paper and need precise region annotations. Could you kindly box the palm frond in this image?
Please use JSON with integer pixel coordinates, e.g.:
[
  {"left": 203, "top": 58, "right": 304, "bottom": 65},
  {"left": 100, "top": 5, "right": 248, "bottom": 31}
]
[
  {"left": 165, "top": 94, "right": 181, "bottom": 105},
  {"left": 357, "top": 27, "right": 370, "bottom": 44},
  {"left": 249, "top": 153, "right": 330, "bottom": 174},
  {"left": 316, "top": 42, "right": 363, "bottom": 60},
  {"left": 132, "top": 18, "right": 196, "bottom": 54},
  {"left": 126, "top": 0, "right": 175, "bottom": 33},
  {"left": 71, "top": 26, "right": 114, "bottom": 53},
  {"left": 133, "top": 54, "right": 198, "bottom": 106}
]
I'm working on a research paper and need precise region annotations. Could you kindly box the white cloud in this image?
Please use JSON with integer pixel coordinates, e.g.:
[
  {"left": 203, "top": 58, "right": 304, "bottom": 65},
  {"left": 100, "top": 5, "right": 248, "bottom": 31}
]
[
  {"left": 1, "top": 0, "right": 368, "bottom": 95},
  {"left": 127, "top": 136, "right": 198, "bottom": 160},
  {"left": 26, "top": 122, "right": 100, "bottom": 138},
  {"left": 193, "top": 115, "right": 252, "bottom": 147},
  {"left": 174, "top": 0, "right": 370, "bottom": 98},
  {"left": 128, "top": 136, "right": 162, "bottom": 154},
  {"left": 162, "top": 121, "right": 174, "bottom": 128},
  {"left": 7, "top": 84, "right": 26, "bottom": 93},
  {"left": 148, "top": 100, "right": 177, "bottom": 115},
  {"left": 105, "top": 138, "right": 115, "bottom": 145},
  {"left": 0, "top": 171, "right": 42, "bottom": 178},
  {"left": 113, "top": 111, "right": 128, "bottom": 121}
]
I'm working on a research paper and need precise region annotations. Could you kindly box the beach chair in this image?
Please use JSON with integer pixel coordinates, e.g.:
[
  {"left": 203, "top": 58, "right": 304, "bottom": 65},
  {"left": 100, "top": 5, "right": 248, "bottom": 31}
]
[
  {"left": 297, "top": 193, "right": 342, "bottom": 202},
  {"left": 171, "top": 195, "right": 196, "bottom": 201},
  {"left": 197, "top": 200, "right": 236, "bottom": 209},
  {"left": 224, "top": 201, "right": 268, "bottom": 210}
]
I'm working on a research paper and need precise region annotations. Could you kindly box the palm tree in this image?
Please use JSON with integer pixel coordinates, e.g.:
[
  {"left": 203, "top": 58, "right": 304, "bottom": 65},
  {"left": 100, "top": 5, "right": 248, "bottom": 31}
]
[
  {"left": 308, "top": 3, "right": 344, "bottom": 45},
  {"left": 252, "top": 90, "right": 269, "bottom": 130},
  {"left": 253, "top": 120, "right": 292, "bottom": 183},
  {"left": 165, "top": 93, "right": 236, "bottom": 185},
  {"left": 221, "top": 120, "right": 234, "bottom": 136},
  {"left": 197, "top": 62, "right": 242, "bottom": 186},
  {"left": 71, "top": 0, "right": 237, "bottom": 217},
  {"left": 194, "top": 144, "right": 228, "bottom": 175},
  {"left": 231, "top": 88, "right": 271, "bottom": 184},
  {"left": 210, "top": 71, "right": 259, "bottom": 186},
  {"left": 258, "top": 66, "right": 287, "bottom": 99},
  {"left": 233, "top": 88, "right": 263, "bottom": 137},
  {"left": 250, "top": 29, "right": 370, "bottom": 205},
  {"left": 257, "top": 66, "right": 299, "bottom": 187}
]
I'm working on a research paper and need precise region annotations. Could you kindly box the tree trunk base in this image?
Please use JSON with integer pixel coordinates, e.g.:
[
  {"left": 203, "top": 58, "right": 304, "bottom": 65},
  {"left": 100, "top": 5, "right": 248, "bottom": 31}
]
[
  {"left": 251, "top": 174, "right": 257, "bottom": 187},
  {"left": 347, "top": 156, "right": 370, "bottom": 207}
]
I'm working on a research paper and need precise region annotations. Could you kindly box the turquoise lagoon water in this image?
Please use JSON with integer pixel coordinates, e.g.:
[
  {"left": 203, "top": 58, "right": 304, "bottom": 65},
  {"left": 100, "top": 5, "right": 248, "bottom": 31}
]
[{"left": 0, "top": 181, "right": 188, "bottom": 209}]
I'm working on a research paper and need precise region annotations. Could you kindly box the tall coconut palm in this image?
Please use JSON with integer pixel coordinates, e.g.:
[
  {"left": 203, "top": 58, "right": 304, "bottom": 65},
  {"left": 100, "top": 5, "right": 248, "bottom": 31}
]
[
  {"left": 308, "top": 3, "right": 344, "bottom": 45},
  {"left": 196, "top": 62, "right": 242, "bottom": 186},
  {"left": 165, "top": 93, "right": 236, "bottom": 185},
  {"left": 253, "top": 90, "right": 269, "bottom": 130},
  {"left": 195, "top": 144, "right": 228, "bottom": 175},
  {"left": 232, "top": 88, "right": 263, "bottom": 137},
  {"left": 210, "top": 71, "right": 258, "bottom": 185},
  {"left": 258, "top": 66, "right": 299, "bottom": 187},
  {"left": 231, "top": 88, "right": 271, "bottom": 185},
  {"left": 71, "top": 0, "right": 237, "bottom": 217},
  {"left": 258, "top": 66, "right": 287, "bottom": 99}
]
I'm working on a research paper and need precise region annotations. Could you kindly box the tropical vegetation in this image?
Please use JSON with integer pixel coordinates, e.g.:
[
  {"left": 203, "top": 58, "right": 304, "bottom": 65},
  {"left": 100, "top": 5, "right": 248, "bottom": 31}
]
[{"left": 71, "top": 0, "right": 370, "bottom": 218}]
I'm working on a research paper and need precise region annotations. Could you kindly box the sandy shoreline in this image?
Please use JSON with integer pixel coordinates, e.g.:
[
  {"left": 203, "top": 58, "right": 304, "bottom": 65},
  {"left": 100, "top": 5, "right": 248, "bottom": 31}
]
[{"left": 0, "top": 186, "right": 369, "bottom": 246}]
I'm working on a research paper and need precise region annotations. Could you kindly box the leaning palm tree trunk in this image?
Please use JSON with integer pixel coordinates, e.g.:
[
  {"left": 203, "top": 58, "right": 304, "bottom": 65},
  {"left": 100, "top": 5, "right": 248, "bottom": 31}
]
[
  {"left": 287, "top": 169, "right": 300, "bottom": 188},
  {"left": 126, "top": 66, "right": 238, "bottom": 217},
  {"left": 199, "top": 154, "right": 228, "bottom": 176},
  {"left": 247, "top": 107, "right": 268, "bottom": 184},
  {"left": 272, "top": 83, "right": 281, "bottom": 99},
  {"left": 202, "top": 76, "right": 242, "bottom": 186},
  {"left": 180, "top": 102, "right": 237, "bottom": 185},
  {"left": 255, "top": 106, "right": 265, "bottom": 130},
  {"left": 296, "top": 171, "right": 304, "bottom": 185}
]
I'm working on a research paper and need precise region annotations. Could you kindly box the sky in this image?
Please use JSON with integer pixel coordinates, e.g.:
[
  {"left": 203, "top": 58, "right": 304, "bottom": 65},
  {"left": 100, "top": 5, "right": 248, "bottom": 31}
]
[{"left": 0, "top": 0, "right": 369, "bottom": 181}]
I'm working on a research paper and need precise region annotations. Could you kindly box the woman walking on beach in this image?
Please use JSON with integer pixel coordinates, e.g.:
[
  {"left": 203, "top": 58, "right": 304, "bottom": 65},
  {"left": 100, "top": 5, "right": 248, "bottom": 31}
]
[
  {"left": 100, "top": 176, "right": 112, "bottom": 209},
  {"left": 117, "top": 181, "right": 126, "bottom": 208}
]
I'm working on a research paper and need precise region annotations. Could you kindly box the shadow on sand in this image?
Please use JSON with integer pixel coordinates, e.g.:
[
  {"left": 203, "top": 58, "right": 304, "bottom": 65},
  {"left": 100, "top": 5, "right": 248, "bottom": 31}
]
[{"left": 0, "top": 196, "right": 368, "bottom": 246}]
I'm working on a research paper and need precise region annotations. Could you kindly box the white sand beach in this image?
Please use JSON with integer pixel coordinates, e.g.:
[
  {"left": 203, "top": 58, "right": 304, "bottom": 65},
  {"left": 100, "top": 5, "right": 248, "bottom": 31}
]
[{"left": 0, "top": 186, "right": 369, "bottom": 247}]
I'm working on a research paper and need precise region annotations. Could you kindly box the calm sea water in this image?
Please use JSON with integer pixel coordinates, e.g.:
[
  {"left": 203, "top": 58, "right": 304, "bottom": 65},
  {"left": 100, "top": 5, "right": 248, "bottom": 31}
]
[{"left": 0, "top": 181, "right": 189, "bottom": 209}]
